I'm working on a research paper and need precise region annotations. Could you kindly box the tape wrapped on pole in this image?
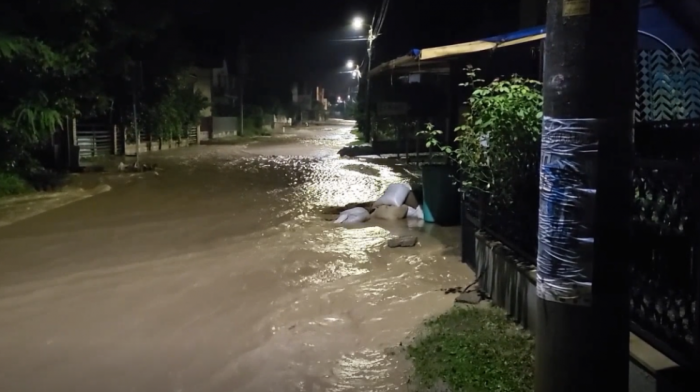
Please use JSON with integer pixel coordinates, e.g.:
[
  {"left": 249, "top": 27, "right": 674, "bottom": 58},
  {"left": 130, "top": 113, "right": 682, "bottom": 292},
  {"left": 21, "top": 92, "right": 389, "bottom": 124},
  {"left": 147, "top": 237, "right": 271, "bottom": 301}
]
[{"left": 537, "top": 116, "right": 600, "bottom": 306}]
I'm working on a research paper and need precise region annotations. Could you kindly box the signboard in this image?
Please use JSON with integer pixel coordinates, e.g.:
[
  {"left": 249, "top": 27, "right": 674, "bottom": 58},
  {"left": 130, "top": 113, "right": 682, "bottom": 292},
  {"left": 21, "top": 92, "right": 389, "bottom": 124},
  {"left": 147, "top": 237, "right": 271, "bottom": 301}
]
[
  {"left": 377, "top": 102, "right": 409, "bottom": 116},
  {"left": 563, "top": 0, "right": 590, "bottom": 17}
]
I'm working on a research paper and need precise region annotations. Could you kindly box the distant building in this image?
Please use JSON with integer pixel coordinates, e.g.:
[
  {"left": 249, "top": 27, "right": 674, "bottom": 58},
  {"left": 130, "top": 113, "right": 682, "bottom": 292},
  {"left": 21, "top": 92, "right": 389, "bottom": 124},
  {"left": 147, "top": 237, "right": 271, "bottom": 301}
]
[{"left": 191, "top": 59, "right": 239, "bottom": 138}]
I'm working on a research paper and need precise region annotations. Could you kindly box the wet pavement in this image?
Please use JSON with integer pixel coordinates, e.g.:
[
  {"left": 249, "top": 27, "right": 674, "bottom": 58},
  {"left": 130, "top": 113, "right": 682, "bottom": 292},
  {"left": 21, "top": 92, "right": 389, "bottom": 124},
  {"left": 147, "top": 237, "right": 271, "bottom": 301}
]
[{"left": 0, "top": 122, "right": 472, "bottom": 392}]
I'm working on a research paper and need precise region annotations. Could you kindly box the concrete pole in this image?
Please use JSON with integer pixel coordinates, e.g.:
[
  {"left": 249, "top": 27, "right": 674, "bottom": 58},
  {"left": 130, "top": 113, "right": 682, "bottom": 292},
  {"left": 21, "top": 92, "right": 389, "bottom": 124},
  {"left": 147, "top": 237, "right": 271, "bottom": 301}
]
[
  {"left": 238, "top": 39, "right": 246, "bottom": 136},
  {"left": 535, "top": 1, "right": 639, "bottom": 392},
  {"left": 113, "top": 125, "right": 118, "bottom": 155},
  {"left": 364, "top": 25, "right": 374, "bottom": 142}
]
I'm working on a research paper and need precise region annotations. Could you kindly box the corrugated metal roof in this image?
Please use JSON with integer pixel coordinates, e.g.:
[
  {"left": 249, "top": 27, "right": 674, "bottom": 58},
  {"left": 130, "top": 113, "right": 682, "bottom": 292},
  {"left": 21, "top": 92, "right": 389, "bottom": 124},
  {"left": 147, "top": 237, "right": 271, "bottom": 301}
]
[
  {"left": 369, "top": 26, "right": 546, "bottom": 77},
  {"left": 419, "top": 26, "right": 545, "bottom": 60}
]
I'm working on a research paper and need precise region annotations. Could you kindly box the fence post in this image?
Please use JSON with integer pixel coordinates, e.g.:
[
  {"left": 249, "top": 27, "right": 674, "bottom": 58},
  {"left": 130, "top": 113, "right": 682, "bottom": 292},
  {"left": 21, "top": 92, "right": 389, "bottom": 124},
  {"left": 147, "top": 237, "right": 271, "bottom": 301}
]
[
  {"left": 92, "top": 126, "right": 96, "bottom": 157},
  {"left": 113, "top": 125, "right": 118, "bottom": 155},
  {"left": 196, "top": 125, "right": 201, "bottom": 145},
  {"left": 72, "top": 119, "right": 77, "bottom": 147},
  {"left": 122, "top": 126, "right": 127, "bottom": 155}
]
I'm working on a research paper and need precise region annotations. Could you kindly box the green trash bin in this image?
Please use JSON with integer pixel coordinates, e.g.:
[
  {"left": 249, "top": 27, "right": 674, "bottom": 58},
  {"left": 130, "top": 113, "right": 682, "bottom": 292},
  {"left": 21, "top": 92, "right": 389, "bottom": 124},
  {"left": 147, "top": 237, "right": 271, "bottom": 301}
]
[{"left": 421, "top": 163, "right": 460, "bottom": 226}]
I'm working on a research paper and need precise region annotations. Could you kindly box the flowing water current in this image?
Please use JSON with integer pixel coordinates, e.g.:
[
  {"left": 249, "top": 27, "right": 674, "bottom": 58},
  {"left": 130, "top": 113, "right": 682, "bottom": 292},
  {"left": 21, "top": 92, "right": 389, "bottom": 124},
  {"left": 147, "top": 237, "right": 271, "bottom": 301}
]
[{"left": 0, "top": 123, "right": 472, "bottom": 392}]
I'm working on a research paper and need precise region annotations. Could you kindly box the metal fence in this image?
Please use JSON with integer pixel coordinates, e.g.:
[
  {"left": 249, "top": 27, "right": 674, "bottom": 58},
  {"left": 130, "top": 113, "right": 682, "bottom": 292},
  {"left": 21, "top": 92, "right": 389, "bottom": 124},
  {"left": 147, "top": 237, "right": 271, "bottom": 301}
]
[
  {"left": 461, "top": 119, "right": 700, "bottom": 371},
  {"left": 75, "top": 123, "right": 118, "bottom": 157},
  {"left": 629, "top": 119, "right": 700, "bottom": 370}
]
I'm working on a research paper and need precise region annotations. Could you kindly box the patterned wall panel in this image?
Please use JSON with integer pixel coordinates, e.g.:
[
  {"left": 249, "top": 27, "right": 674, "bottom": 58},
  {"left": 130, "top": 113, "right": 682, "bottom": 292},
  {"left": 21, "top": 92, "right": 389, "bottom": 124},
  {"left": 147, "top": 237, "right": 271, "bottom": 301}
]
[{"left": 636, "top": 49, "right": 700, "bottom": 122}]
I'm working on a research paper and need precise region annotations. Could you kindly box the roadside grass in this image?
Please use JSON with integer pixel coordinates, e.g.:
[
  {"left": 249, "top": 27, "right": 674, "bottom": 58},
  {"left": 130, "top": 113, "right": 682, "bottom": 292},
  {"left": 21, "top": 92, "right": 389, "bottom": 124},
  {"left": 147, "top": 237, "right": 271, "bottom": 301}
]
[
  {"left": 240, "top": 127, "right": 271, "bottom": 137},
  {"left": 0, "top": 172, "right": 32, "bottom": 197},
  {"left": 201, "top": 128, "right": 272, "bottom": 145},
  {"left": 407, "top": 306, "right": 534, "bottom": 392},
  {"left": 349, "top": 127, "right": 367, "bottom": 146}
]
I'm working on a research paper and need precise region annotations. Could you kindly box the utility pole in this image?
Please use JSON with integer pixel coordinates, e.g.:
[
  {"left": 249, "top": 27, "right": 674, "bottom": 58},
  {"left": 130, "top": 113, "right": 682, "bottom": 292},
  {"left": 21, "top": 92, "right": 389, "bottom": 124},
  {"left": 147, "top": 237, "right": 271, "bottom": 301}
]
[
  {"left": 238, "top": 39, "right": 246, "bottom": 136},
  {"left": 132, "top": 61, "right": 142, "bottom": 164},
  {"left": 535, "top": 1, "right": 639, "bottom": 392},
  {"left": 364, "top": 24, "right": 374, "bottom": 142}
]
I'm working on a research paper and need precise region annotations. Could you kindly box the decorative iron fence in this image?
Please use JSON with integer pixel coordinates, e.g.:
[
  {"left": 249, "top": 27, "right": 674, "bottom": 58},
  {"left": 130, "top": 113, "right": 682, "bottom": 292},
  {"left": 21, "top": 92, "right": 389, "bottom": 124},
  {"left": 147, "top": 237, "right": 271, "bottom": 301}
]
[{"left": 629, "top": 119, "right": 700, "bottom": 370}]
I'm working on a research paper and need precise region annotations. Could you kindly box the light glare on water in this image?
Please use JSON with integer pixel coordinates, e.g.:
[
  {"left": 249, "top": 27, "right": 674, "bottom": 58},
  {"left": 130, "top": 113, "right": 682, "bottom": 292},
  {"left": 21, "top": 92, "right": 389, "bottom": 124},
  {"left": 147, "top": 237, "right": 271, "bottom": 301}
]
[{"left": 0, "top": 123, "right": 473, "bottom": 392}]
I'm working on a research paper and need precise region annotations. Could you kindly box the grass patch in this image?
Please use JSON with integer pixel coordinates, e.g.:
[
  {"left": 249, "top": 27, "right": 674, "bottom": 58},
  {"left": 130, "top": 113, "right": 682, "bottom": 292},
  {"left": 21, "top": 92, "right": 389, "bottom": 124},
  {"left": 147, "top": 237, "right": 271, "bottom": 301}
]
[
  {"left": 407, "top": 306, "right": 534, "bottom": 392},
  {"left": 240, "top": 127, "right": 271, "bottom": 137},
  {"left": 0, "top": 172, "right": 32, "bottom": 197},
  {"left": 349, "top": 127, "right": 367, "bottom": 146}
]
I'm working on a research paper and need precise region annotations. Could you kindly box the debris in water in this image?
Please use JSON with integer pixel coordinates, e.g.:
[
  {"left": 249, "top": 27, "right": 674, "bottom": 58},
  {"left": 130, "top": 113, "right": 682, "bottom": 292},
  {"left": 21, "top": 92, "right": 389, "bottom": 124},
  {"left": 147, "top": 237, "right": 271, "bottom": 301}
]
[{"left": 387, "top": 235, "right": 418, "bottom": 248}]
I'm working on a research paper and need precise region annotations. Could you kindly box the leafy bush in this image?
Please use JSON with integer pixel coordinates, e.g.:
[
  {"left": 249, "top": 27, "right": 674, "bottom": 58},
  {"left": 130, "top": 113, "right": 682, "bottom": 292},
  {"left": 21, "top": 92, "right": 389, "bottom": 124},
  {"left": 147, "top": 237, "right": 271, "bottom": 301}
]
[
  {"left": 242, "top": 117, "right": 269, "bottom": 136},
  {"left": 0, "top": 172, "right": 30, "bottom": 197},
  {"left": 143, "top": 73, "right": 209, "bottom": 140},
  {"left": 408, "top": 307, "right": 534, "bottom": 392},
  {"left": 454, "top": 68, "right": 543, "bottom": 199},
  {"left": 446, "top": 68, "right": 544, "bottom": 238}
]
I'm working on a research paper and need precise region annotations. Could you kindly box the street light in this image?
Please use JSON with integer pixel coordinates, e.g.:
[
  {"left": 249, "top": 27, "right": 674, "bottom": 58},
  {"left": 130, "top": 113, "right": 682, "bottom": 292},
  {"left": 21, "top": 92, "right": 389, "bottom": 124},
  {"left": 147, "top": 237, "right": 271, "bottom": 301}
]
[
  {"left": 346, "top": 60, "right": 354, "bottom": 69},
  {"left": 349, "top": 16, "right": 376, "bottom": 141},
  {"left": 351, "top": 17, "right": 364, "bottom": 30}
]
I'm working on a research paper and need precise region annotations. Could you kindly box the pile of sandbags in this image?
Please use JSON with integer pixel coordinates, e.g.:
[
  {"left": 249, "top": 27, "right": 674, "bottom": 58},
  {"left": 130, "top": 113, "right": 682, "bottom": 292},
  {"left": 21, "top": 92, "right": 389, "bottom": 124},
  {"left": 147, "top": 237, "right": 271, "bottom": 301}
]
[{"left": 334, "top": 183, "right": 424, "bottom": 224}]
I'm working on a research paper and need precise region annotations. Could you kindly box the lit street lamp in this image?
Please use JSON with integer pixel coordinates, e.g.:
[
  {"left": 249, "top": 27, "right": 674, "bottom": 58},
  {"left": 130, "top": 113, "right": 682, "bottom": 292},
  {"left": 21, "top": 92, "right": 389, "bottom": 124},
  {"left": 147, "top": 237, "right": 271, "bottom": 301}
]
[
  {"left": 346, "top": 60, "right": 354, "bottom": 69},
  {"left": 351, "top": 17, "right": 364, "bottom": 30},
  {"left": 350, "top": 16, "right": 377, "bottom": 141}
]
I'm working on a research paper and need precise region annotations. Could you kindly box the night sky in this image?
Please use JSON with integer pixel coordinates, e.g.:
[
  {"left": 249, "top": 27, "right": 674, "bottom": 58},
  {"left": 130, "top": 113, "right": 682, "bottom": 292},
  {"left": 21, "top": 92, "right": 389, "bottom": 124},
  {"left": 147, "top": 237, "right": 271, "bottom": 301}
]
[{"left": 187, "top": 0, "right": 523, "bottom": 99}]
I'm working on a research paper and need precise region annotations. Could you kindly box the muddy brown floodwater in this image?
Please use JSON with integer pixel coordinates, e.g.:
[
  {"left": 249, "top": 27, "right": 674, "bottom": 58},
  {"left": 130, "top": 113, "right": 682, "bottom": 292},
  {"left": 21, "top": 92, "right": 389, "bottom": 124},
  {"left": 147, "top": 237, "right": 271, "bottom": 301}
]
[{"left": 0, "top": 122, "right": 473, "bottom": 392}]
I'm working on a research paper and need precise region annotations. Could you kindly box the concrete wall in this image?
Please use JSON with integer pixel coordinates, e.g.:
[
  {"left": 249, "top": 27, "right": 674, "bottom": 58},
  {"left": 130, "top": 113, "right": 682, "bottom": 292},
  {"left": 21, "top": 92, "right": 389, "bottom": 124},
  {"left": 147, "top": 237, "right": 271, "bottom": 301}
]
[
  {"left": 212, "top": 116, "right": 238, "bottom": 137},
  {"left": 474, "top": 231, "right": 538, "bottom": 330},
  {"left": 470, "top": 229, "right": 673, "bottom": 390}
]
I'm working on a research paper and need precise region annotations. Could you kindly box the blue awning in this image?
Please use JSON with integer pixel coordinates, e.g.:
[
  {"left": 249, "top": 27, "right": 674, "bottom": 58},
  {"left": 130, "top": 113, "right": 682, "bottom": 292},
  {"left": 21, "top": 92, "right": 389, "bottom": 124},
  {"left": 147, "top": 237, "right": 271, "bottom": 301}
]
[{"left": 419, "top": 26, "right": 545, "bottom": 60}]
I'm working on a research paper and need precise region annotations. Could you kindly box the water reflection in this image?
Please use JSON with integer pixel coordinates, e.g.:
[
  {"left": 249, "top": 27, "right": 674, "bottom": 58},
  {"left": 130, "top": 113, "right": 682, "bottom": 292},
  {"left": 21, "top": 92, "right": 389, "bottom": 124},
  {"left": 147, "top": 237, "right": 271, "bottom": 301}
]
[{"left": 0, "top": 124, "right": 473, "bottom": 392}]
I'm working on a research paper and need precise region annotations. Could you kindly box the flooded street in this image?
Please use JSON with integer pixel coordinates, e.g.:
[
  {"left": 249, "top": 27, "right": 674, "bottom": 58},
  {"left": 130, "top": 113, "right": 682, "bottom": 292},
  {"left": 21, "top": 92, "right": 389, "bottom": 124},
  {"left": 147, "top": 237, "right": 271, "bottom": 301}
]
[{"left": 0, "top": 122, "right": 472, "bottom": 392}]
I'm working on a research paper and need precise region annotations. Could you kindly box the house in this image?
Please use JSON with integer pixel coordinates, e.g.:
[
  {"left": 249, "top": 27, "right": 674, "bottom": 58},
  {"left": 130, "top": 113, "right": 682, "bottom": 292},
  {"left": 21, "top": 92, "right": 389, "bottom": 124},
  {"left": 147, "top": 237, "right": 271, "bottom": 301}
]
[
  {"left": 291, "top": 83, "right": 328, "bottom": 122},
  {"left": 367, "top": 0, "right": 700, "bottom": 378},
  {"left": 369, "top": 0, "right": 699, "bottom": 124},
  {"left": 191, "top": 59, "right": 239, "bottom": 139}
]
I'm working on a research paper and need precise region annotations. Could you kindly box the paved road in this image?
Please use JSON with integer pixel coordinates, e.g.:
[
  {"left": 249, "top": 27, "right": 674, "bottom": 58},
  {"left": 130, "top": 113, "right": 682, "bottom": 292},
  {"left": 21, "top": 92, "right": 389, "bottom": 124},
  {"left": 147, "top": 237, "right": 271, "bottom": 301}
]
[{"left": 0, "top": 123, "right": 472, "bottom": 392}]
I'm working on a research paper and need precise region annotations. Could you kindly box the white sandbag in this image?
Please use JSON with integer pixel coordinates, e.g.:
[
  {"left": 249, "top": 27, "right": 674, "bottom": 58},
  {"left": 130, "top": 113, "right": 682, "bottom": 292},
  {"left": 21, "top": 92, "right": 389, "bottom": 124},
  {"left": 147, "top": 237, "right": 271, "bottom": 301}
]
[
  {"left": 334, "top": 207, "right": 370, "bottom": 224},
  {"left": 371, "top": 205, "right": 409, "bottom": 221},
  {"left": 407, "top": 205, "right": 424, "bottom": 220},
  {"left": 373, "top": 183, "right": 412, "bottom": 208},
  {"left": 407, "top": 218, "right": 425, "bottom": 228}
]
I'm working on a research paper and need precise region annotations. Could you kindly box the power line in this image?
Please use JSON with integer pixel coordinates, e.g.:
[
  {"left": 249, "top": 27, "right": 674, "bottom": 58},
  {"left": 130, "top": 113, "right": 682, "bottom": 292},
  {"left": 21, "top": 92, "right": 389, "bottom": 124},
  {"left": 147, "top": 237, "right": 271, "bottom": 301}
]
[{"left": 375, "top": 0, "right": 391, "bottom": 36}]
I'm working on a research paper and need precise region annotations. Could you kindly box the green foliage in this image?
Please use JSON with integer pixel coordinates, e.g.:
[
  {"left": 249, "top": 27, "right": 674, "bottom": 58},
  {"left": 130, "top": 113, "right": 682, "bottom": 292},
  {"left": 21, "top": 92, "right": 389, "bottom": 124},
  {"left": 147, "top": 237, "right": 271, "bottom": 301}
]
[
  {"left": 371, "top": 116, "right": 397, "bottom": 141},
  {"left": 454, "top": 68, "right": 543, "bottom": 203},
  {"left": 0, "top": 0, "right": 213, "bottom": 177},
  {"left": 408, "top": 307, "right": 534, "bottom": 392},
  {"left": 417, "top": 122, "right": 451, "bottom": 164},
  {"left": 241, "top": 117, "right": 269, "bottom": 136},
  {"left": 349, "top": 127, "right": 366, "bottom": 146},
  {"left": 0, "top": 172, "right": 31, "bottom": 197},
  {"left": 143, "top": 73, "right": 209, "bottom": 140},
  {"left": 421, "top": 67, "right": 542, "bottom": 212}
]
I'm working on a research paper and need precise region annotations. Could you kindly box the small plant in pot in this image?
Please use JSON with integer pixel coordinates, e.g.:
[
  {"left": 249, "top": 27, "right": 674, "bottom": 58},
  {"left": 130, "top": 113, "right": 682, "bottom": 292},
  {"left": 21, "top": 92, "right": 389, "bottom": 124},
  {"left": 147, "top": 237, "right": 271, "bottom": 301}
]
[
  {"left": 416, "top": 122, "right": 461, "bottom": 225},
  {"left": 417, "top": 66, "right": 543, "bottom": 227}
]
